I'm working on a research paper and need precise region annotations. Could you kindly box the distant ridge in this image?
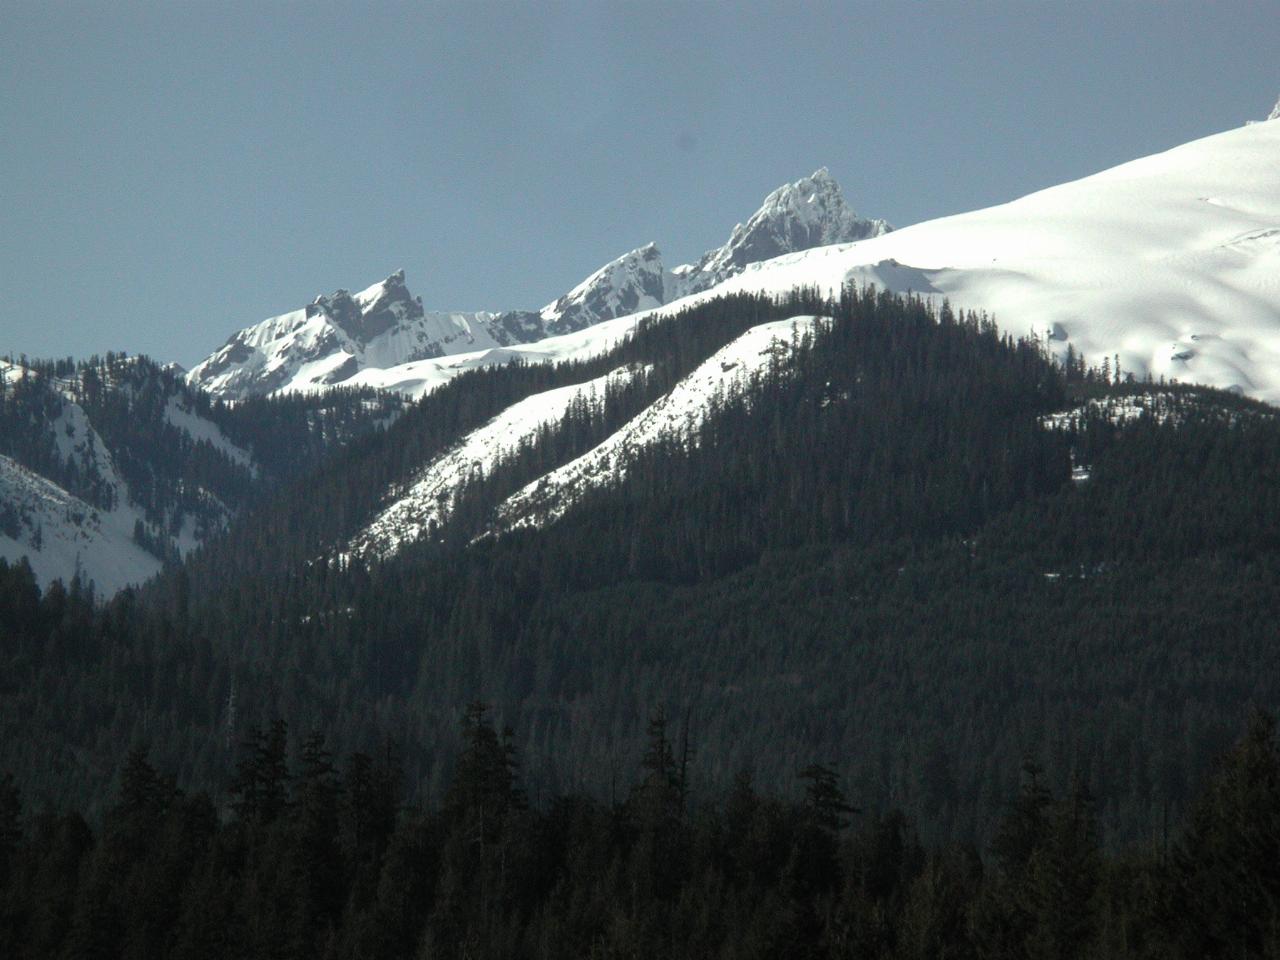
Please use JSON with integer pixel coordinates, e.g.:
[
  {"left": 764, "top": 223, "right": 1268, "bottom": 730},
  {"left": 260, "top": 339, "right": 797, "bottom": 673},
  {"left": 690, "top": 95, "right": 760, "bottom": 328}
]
[{"left": 187, "top": 171, "right": 887, "bottom": 400}]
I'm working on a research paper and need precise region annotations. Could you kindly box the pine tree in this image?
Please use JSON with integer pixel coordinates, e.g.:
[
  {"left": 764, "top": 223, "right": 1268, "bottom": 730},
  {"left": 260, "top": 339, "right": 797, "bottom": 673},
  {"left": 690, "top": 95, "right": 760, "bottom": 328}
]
[{"left": 1172, "top": 709, "right": 1280, "bottom": 957}]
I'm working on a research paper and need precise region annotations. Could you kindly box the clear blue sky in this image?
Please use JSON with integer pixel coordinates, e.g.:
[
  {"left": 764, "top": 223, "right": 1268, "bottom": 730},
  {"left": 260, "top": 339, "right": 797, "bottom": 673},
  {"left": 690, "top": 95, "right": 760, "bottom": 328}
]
[{"left": 3, "top": 1, "right": 1276, "bottom": 367}]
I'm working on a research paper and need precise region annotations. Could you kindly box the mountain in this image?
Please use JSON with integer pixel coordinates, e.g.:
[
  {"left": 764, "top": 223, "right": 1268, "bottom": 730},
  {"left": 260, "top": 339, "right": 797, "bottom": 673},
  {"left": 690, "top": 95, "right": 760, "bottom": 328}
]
[
  {"left": 0, "top": 355, "right": 404, "bottom": 592},
  {"left": 666, "top": 166, "right": 889, "bottom": 298},
  {"left": 186, "top": 271, "right": 508, "bottom": 400},
  {"left": 15, "top": 284, "right": 1280, "bottom": 853},
  {"left": 0, "top": 357, "right": 255, "bottom": 593},
  {"left": 187, "top": 170, "right": 887, "bottom": 400},
  {"left": 321, "top": 115, "right": 1278, "bottom": 557},
  {"left": 10, "top": 104, "right": 1280, "bottom": 954},
  {"left": 235, "top": 113, "right": 1280, "bottom": 410},
  {"left": 347, "top": 315, "right": 823, "bottom": 560},
  {"left": 679, "top": 115, "right": 1280, "bottom": 403}
]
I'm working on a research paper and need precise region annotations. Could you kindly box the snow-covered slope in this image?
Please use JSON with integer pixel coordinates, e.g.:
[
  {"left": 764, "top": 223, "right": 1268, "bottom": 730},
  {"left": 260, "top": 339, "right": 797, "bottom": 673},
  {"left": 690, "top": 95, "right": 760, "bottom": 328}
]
[
  {"left": 492, "top": 317, "right": 820, "bottom": 533},
  {"left": 347, "top": 316, "right": 819, "bottom": 558},
  {"left": 164, "top": 396, "right": 255, "bottom": 474},
  {"left": 349, "top": 364, "right": 645, "bottom": 559},
  {"left": 0, "top": 360, "right": 258, "bottom": 592},
  {"left": 0, "top": 453, "right": 161, "bottom": 595},
  {"left": 0, "top": 369, "right": 161, "bottom": 593},
  {"left": 189, "top": 170, "right": 884, "bottom": 400},
  {"left": 294, "top": 114, "right": 1280, "bottom": 407},
  {"left": 684, "top": 117, "right": 1280, "bottom": 403}
]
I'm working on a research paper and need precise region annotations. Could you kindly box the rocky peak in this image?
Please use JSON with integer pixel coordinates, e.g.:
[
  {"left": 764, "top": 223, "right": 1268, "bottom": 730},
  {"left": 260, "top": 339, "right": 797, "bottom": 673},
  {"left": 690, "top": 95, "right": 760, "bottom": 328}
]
[
  {"left": 317, "top": 271, "right": 424, "bottom": 344},
  {"left": 539, "top": 243, "right": 667, "bottom": 335},
  {"left": 672, "top": 168, "right": 890, "bottom": 297}
]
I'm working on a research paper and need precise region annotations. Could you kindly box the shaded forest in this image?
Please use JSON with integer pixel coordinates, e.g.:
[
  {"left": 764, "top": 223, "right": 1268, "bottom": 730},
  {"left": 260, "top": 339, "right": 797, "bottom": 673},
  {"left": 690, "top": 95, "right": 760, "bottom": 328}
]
[
  {"left": 2, "top": 706, "right": 1279, "bottom": 959},
  {"left": 1, "top": 288, "right": 1277, "bottom": 849}
]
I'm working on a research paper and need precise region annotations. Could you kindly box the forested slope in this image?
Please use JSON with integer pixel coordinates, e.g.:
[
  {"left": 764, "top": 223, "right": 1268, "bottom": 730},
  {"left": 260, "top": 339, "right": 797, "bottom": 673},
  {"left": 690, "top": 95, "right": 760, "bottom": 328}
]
[{"left": 1, "top": 289, "right": 1277, "bottom": 849}]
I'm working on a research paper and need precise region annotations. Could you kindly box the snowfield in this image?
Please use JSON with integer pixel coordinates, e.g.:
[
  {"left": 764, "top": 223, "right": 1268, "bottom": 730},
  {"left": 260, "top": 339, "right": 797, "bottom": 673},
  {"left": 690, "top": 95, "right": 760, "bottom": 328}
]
[
  {"left": 692, "top": 117, "right": 1280, "bottom": 402},
  {"left": 0, "top": 361, "right": 251, "bottom": 592},
  {"left": 0, "top": 453, "right": 160, "bottom": 595},
  {"left": 305, "top": 117, "right": 1280, "bottom": 406}
]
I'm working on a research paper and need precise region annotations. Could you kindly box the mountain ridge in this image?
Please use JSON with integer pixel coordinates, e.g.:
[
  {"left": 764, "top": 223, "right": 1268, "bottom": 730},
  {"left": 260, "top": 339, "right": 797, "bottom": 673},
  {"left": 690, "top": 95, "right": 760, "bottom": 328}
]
[{"left": 187, "top": 169, "right": 887, "bottom": 400}]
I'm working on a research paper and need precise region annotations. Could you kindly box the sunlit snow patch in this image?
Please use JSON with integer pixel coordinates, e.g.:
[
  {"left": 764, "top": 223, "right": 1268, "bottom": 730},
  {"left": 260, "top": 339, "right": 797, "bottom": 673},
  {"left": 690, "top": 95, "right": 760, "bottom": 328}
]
[
  {"left": 491, "top": 316, "right": 822, "bottom": 533},
  {"left": 350, "top": 364, "right": 646, "bottom": 559}
]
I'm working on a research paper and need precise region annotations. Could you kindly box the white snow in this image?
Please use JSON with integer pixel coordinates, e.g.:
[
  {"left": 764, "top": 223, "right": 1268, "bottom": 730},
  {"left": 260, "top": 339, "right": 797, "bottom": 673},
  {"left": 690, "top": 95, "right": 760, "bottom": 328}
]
[
  {"left": 49, "top": 399, "right": 126, "bottom": 495},
  {"left": 288, "top": 119, "right": 1280, "bottom": 409},
  {"left": 1041, "top": 390, "right": 1272, "bottom": 431},
  {"left": 0, "top": 453, "right": 161, "bottom": 595},
  {"left": 189, "top": 170, "right": 883, "bottom": 401},
  {"left": 163, "top": 397, "right": 256, "bottom": 472},
  {"left": 539, "top": 244, "right": 665, "bottom": 325},
  {"left": 350, "top": 364, "right": 645, "bottom": 558},
  {"left": 0, "top": 362, "right": 251, "bottom": 593},
  {"left": 675, "top": 120, "right": 1280, "bottom": 403},
  {"left": 492, "top": 316, "right": 821, "bottom": 532}
]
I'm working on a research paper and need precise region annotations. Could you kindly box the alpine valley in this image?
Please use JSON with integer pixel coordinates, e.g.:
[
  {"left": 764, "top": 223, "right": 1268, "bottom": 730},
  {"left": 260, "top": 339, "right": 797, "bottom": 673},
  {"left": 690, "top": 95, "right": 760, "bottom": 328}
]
[{"left": 5, "top": 99, "right": 1280, "bottom": 959}]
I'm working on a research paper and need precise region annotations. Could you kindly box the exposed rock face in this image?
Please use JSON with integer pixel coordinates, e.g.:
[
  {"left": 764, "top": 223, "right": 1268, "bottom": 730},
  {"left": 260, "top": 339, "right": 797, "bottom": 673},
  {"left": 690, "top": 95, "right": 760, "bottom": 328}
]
[{"left": 668, "top": 168, "right": 890, "bottom": 298}]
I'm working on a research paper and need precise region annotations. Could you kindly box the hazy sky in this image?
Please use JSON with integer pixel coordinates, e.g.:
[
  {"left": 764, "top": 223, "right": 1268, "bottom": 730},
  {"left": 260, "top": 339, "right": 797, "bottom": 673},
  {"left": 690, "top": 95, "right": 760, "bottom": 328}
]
[{"left": 3, "top": 1, "right": 1277, "bottom": 367}]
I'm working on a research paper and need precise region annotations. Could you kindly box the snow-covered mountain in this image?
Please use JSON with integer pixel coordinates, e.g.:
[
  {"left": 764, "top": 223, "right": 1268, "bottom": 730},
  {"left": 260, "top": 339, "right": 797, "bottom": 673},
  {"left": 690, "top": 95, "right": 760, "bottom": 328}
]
[
  {"left": 339, "top": 105, "right": 1280, "bottom": 559},
  {"left": 187, "top": 271, "right": 508, "bottom": 399},
  {"left": 666, "top": 168, "right": 889, "bottom": 298},
  {"left": 0, "top": 359, "right": 256, "bottom": 593},
  {"left": 490, "top": 317, "right": 821, "bottom": 536},
  {"left": 264, "top": 107, "right": 1280, "bottom": 408},
  {"left": 188, "top": 169, "right": 886, "bottom": 400},
  {"left": 686, "top": 113, "right": 1280, "bottom": 403},
  {"left": 348, "top": 363, "right": 648, "bottom": 560}
]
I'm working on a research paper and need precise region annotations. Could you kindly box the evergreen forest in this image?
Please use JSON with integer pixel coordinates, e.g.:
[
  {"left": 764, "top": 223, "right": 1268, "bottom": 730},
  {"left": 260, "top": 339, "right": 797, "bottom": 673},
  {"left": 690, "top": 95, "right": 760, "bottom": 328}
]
[
  {"left": 2, "top": 288, "right": 1279, "bottom": 954},
  {"left": 2, "top": 704, "right": 1279, "bottom": 959}
]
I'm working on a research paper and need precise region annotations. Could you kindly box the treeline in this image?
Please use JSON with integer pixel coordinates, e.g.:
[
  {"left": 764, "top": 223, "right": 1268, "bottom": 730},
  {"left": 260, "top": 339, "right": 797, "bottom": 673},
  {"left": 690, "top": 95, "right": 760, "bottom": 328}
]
[{"left": 3, "top": 707, "right": 1279, "bottom": 959}]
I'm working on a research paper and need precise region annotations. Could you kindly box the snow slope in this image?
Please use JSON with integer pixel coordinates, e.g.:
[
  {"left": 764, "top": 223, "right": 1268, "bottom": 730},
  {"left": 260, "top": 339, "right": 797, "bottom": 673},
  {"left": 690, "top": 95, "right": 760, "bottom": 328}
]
[
  {"left": 0, "top": 361, "right": 258, "bottom": 592},
  {"left": 306, "top": 116, "right": 1280, "bottom": 407},
  {"left": 491, "top": 317, "right": 818, "bottom": 533},
  {"left": 347, "top": 316, "right": 817, "bottom": 558},
  {"left": 687, "top": 117, "right": 1280, "bottom": 402},
  {"left": 340, "top": 314, "right": 651, "bottom": 398},
  {"left": 0, "top": 370, "right": 157, "bottom": 592},
  {"left": 0, "top": 452, "right": 160, "bottom": 595},
  {"left": 349, "top": 365, "right": 645, "bottom": 559},
  {"left": 164, "top": 396, "right": 256, "bottom": 473}
]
